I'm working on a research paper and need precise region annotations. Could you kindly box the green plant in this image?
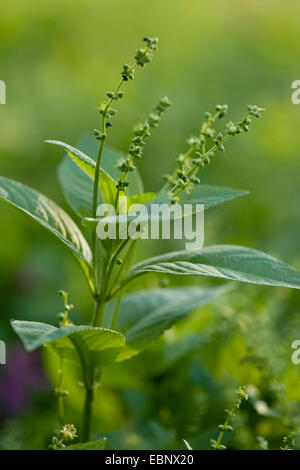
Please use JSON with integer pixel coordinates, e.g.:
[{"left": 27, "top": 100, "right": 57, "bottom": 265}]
[
  {"left": 2, "top": 37, "right": 300, "bottom": 448},
  {"left": 281, "top": 431, "right": 300, "bottom": 450},
  {"left": 210, "top": 386, "right": 248, "bottom": 450}
]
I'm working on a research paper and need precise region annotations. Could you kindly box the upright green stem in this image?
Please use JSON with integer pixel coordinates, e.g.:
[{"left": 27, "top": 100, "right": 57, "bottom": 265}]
[
  {"left": 111, "top": 294, "right": 122, "bottom": 330},
  {"left": 91, "top": 78, "right": 126, "bottom": 292},
  {"left": 57, "top": 356, "right": 65, "bottom": 424},
  {"left": 61, "top": 38, "right": 158, "bottom": 443},
  {"left": 91, "top": 297, "right": 101, "bottom": 326},
  {"left": 82, "top": 385, "right": 95, "bottom": 442}
]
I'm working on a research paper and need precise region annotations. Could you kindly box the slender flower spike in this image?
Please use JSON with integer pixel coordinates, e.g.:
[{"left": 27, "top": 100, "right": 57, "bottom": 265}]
[
  {"left": 94, "top": 37, "right": 160, "bottom": 150},
  {"left": 211, "top": 386, "right": 248, "bottom": 450},
  {"left": 57, "top": 290, "right": 74, "bottom": 327},
  {"left": 115, "top": 96, "right": 171, "bottom": 195},
  {"left": 163, "top": 104, "right": 264, "bottom": 197}
]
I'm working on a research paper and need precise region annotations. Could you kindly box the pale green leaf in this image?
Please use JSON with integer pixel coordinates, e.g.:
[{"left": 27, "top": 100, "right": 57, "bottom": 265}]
[
  {"left": 125, "top": 245, "right": 300, "bottom": 290},
  {"left": 46, "top": 140, "right": 117, "bottom": 206},
  {"left": 0, "top": 176, "right": 92, "bottom": 279},
  {"left": 179, "top": 185, "right": 249, "bottom": 208},
  {"left": 55, "top": 135, "right": 144, "bottom": 217},
  {"left": 116, "top": 191, "right": 157, "bottom": 215},
  {"left": 63, "top": 438, "right": 107, "bottom": 450}
]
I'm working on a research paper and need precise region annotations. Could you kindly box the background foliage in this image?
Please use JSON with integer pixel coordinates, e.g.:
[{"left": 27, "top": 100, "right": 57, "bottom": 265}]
[{"left": 0, "top": 0, "right": 300, "bottom": 449}]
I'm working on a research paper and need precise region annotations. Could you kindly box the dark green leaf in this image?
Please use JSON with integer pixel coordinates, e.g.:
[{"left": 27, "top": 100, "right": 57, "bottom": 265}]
[
  {"left": 11, "top": 320, "right": 125, "bottom": 369},
  {"left": 121, "top": 285, "right": 229, "bottom": 349}
]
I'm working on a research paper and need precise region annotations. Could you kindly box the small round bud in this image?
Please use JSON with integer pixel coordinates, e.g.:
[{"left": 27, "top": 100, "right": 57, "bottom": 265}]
[
  {"left": 190, "top": 176, "right": 200, "bottom": 184},
  {"left": 96, "top": 133, "right": 106, "bottom": 141}
]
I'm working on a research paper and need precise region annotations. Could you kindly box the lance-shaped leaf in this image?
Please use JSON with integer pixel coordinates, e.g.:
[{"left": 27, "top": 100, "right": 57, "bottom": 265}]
[
  {"left": 46, "top": 140, "right": 117, "bottom": 206},
  {"left": 106, "top": 286, "right": 223, "bottom": 332},
  {"left": 11, "top": 320, "right": 125, "bottom": 369},
  {"left": 0, "top": 176, "right": 92, "bottom": 280},
  {"left": 123, "top": 245, "right": 300, "bottom": 290},
  {"left": 179, "top": 185, "right": 249, "bottom": 209},
  {"left": 123, "top": 285, "right": 230, "bottom": 349}
]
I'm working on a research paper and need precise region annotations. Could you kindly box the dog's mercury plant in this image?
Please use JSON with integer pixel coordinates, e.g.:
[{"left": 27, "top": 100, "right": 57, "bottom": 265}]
[{"left": 1, "top": 37, "right": 300, "bottom": 449}]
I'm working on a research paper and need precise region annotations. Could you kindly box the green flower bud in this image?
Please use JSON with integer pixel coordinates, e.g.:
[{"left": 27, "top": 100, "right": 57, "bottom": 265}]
[
  {"left": 226, "top": 121, "right": 239, "bottom": 136},
  {"left": 116, "top": 180, "right": 130, "bottom": 190},
  {"left": 190, "top": 175, "right": 200, "bottom": 184},
  {"left": 160, "top": 96, "right": 172, "bottom": 107},
  {"left": 96, "top": 133, "right": 106, "bottom": 141},
  {"left": 60, "top": 424, "right": 78, "bottom": 442},
  {"left": 177, "top": 170, "right": 187, "bottom": 182},
  {"left": 132, "top": 136, "right": 145, "bottom": 145},
  {"left": 191, "top": 157, "right": 204, "bottom": 167},
  {"left": 187, "top": 136, "right": 201, "bottom": 147},
  {"left": 216, "top": 104, "right": 228, "bottom": 118},
  {"left": 128, "top": 145, "right": 142, "bottom": 158},
  {"left": 203, "top": 128, "right": 215, "bottom": 138},
  {"left": 135, "top": 48, "right": 152, "bottom": 67},
  {"left": 148, "top": 112, "right": 160, "bottom": 128},
  {"left": 247, "top": 105, "right": 265, "bottom": 118},
  {"left": 218, "top": 424, "right": 233, "bottom": 431},
  {"left": 171, "top": 196, "right": 179, "bottom": 205}
]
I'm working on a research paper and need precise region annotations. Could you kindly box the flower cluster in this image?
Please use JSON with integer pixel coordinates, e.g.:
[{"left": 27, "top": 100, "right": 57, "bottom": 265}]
[
  {"left": 50, "top": 424, "right": 78, "bottom": 449},
  {"left": 281, "top": 430, "right": 300, "bottom": 450},
  {"left": 116, "top": 96, "right": 172, "bottom": 193},
  {"left": 134, "top": 37, "right": 158, "bottom": 68},
  {"left": 210, "top": 386, "right": 248, "bottom": 450},
  {"left": 162, "top": 104, "right": 228, "bottom": 190},
  {"left": 163, "top": 104, "right": 264, "bottom": 198}
]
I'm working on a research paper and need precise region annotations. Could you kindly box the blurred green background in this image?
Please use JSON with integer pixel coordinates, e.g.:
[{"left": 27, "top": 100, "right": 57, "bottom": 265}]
[{"left": 0, "top": 0, "right": 300, "bottom": 450}]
